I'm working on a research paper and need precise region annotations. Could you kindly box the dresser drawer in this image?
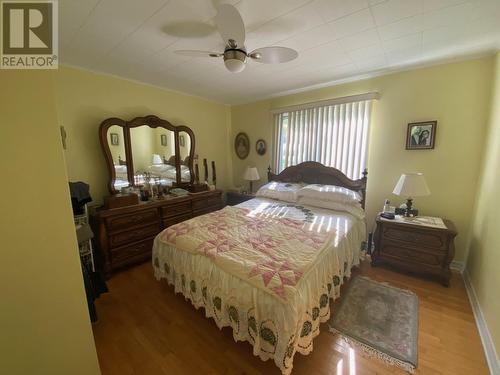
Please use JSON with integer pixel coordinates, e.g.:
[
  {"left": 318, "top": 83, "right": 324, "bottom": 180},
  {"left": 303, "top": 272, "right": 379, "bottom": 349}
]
[
  {"left": 191, "top": 191, "right": 222, "bottom": 210},
  {"left": 381, "top": 242, "right": 445, "bottom": 266},
  {"left": 383, "top": 226, "right": 446, "bottom": 250},
  {"left": 208, "top": 196, "right": 222, "bottom": 207},
  {"left": 106, "top": 209, "right": 159, "bottom": 232},
  {"left": 163, "top": 213, "right": 192, "bottom": 228},
  {"left": 161, "top": 201, "right": 191, "bottom": 218},
  {"left": 111, "top": 237, "right": 154, "bottom": 264},
  {"left": 109, "top": 223, "right": 161, "bottom": 248}
]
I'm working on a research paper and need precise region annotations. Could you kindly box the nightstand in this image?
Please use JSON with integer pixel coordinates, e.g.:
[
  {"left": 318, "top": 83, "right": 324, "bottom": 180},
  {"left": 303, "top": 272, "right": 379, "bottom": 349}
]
[
  {"left": 372, "top": 215, "right": 457, "bottom": 286},
  {"left": 226, "top": 191, "right": 255, "bottom": 206}
]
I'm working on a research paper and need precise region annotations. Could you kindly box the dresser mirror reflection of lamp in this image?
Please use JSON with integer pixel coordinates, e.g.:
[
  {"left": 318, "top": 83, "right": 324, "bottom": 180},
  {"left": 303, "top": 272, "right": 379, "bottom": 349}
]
[
  {"left": 392, "top": 173, "right": 431, "bottom": 217},
  {"left": 244, "top": 167, "right": 260, "bottom": 194}
]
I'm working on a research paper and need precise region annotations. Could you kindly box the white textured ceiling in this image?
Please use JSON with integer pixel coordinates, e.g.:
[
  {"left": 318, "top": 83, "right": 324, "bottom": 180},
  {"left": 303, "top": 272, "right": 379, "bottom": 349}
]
[{"left": 60, "top": 0, "right": 500, "bottom": 104}]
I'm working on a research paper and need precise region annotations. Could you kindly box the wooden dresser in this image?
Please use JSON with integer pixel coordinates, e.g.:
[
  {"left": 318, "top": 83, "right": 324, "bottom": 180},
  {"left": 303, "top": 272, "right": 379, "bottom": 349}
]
[
  {"left": 90, "top": 190, "right": 223, "bottom": 278},
  {"left": 372, "top": 215, "right": 457, "bottom": 286}
]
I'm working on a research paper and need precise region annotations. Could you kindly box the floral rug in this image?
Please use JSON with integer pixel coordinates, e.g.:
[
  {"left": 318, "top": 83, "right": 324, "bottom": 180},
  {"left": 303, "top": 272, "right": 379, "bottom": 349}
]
[{"left": 329, "top": 276, "right": 418, "bottom": 373}]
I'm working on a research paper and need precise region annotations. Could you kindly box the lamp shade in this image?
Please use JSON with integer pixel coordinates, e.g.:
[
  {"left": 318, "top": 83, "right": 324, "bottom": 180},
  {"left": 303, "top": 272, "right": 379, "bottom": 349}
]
[
  {"left": 393, "top": 173, "right": 430, "bottom": 198},
  {"left": 243, "top": 167, "right": 260, "bottom": 181},
  {"left": 152, "top": 154, "right": 162, "bottom": 165}
]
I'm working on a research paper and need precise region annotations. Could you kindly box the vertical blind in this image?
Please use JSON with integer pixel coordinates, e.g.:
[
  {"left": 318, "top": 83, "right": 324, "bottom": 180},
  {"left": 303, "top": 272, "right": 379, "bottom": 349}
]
[{"left": 272, "top": 98, "right": 373, "bottom": 180}]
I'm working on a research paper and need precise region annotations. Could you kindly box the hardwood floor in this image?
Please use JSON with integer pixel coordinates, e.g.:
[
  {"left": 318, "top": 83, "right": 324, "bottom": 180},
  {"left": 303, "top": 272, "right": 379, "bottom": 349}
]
[{"left": 92, "top": 261, "right": 490, "bottom": 375}]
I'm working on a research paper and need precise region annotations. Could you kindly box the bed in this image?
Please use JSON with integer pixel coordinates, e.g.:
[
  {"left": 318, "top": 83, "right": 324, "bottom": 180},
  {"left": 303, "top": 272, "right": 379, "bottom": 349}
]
[
  {"left": 152, "top": 162, "right": 367, "bottom": 374},
  {"left": 147, "top": 163, "right": 191, "bottom": 184}
]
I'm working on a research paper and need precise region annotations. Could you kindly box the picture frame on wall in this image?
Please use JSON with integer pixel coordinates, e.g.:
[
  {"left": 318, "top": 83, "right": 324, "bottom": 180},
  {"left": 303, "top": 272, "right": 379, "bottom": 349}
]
[
  {"left": 110, "top": 132, "right": 119, "bottom": 146},
  {"left": 234, "top": 132, "right": 250, "bottom": 159},
  {"left": 160, "top": 134, "right": 167, "bottom": 146},
  {"left": 256, "top": 139, "right": 266, "bottom": 156},
  {"left": 406, "top": 121, "right": 437, "bottom": 150}
]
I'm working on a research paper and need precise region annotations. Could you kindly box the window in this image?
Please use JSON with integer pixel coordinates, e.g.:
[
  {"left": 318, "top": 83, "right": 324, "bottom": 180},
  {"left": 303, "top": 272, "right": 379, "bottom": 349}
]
[{"left": 272, "top": 94, "right": 376, "bottom": 180}]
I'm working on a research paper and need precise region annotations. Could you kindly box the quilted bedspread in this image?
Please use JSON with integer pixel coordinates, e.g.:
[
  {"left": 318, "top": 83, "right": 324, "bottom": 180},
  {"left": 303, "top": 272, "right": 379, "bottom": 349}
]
[{"left": 159, "top": 205, "right": 336, "bottom": 301}]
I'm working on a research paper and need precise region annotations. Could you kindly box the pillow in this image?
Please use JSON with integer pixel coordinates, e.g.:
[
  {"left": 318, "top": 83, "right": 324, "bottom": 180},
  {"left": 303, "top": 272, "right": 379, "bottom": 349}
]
[
  {"left": 148, "top": 164, "right": 174, "bottom": 173},
  {"left": 255, "top": 182, "right": 304, "bottom": 203},
  {"left": 298, "top": 184, "right": 361, "bottom": 206},
  {"left": 298, "top": 197, "right": 365, "bottom": 219}
]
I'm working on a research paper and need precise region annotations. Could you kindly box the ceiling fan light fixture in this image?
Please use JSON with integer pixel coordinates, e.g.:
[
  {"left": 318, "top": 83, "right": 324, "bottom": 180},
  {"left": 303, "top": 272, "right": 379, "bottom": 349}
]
[{"left": 223, "top": 49, "right": 247, "bottom": 73}]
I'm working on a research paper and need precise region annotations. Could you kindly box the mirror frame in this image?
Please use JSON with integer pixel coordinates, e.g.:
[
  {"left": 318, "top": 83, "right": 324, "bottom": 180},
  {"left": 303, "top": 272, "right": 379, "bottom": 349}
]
[{"left": 99, "top": 115, "right": 195, "bottom": 194}]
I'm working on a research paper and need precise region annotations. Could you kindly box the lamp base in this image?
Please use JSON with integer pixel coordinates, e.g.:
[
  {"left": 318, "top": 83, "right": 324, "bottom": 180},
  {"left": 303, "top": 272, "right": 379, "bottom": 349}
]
[
  {"left": 395, "top": 207, "right": 419, "bottom": 217},
  {"left": 249, "top": 181, "right": 253, "bottom": 194},
  {"left": 405, "top": 198, "right": 414, "bottom": 217}
]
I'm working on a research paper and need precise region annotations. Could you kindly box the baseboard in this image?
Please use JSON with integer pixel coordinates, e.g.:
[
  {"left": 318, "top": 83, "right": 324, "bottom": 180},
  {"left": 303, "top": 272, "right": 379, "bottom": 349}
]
[
  {"left": 450, "top": 260, "right": 465, "bottom": 273},
  {"left": 463, "top": 269, "right": 500, "bottom": 375}
]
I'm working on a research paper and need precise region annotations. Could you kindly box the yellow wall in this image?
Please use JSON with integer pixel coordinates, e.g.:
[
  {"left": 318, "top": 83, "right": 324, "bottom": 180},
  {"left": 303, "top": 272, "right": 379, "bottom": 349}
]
[
  {"left": 231, "top": 57, "right": 493, "bottom": 262},
  {"left": 467, "top": 52, "right": 500, "bottom": 358},
  {"left": 154, "top": 127, "right": 175, "bottom": 161},
  {"left": 54, "top": 66, "right": 231, "bottom": 204},
  {"left": 130, "top": 125, "right": 155, "bottom": 172},
  {"left": 0, "top": 71, "right": 100, "bottom": 374}
]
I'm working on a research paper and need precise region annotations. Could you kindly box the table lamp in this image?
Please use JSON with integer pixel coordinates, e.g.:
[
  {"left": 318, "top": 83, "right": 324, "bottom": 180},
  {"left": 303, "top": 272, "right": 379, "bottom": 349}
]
[
  {"left": 243, "top": 167, "right": 260, "bottom": 194},
  {"left": 392, "top": 173, "right": 430, "bottom": 217},
  {"left": 152, "top": 154, "right": 162, "bottom": 165}
]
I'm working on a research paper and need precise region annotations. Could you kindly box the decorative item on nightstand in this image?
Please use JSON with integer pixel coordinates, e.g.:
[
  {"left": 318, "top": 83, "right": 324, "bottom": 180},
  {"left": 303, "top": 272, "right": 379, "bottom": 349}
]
[
  {"left": 243, "top": 167, "right": 260, "bottom": 194},
  {"left": 393, "top": 173, "right": 430, "bottom": 217}
]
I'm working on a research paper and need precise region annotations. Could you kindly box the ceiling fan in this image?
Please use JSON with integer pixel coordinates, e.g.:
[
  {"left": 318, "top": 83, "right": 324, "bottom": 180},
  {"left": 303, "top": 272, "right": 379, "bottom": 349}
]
[{"left": 174, "top": 4, "right": 299, "bottom": 73}]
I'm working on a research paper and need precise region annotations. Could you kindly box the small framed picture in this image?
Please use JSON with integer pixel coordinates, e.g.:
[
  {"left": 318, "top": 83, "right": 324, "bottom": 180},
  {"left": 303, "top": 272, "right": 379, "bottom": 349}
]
[
  {"left": 234, "top": 132, "right": 250, "bottom": 160},
  {"left": 179, "top": 135, "right": 185, "bottom": 147},
  {"left": 110, "top": 132, "right": 119, "bottom": 146},
  {"left": 406, "top": 121, "right": 437, "bottom": 150},
  {"left": 256, "top": 139, "right": 267, "bottom": 156},
  {"left": 160, "top": 134, "right": 167, "bottom": 146}
]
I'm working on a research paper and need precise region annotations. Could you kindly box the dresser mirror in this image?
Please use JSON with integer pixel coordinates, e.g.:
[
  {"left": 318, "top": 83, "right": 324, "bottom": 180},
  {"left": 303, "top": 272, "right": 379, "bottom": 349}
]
[
  {"left": 107, "top": 124, "right": 130, "bottom": 191},
  {"left": 178, "top": 130, "right": 193, "bottom": 183},
  {"left": 99, "top": 115, "right": 195, "bottom": 194}
]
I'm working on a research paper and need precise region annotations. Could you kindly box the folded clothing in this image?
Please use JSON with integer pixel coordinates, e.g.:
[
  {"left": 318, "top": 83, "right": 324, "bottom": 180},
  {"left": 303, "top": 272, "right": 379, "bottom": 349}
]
[{"left": 69, "top": 181, "right": 92, "bottom": 215}]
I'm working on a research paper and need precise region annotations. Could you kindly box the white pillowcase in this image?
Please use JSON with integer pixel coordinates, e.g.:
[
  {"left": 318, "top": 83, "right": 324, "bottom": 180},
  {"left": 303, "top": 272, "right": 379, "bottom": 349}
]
[
  {"left": 298, "top": 184, "right": 361, "bottom": 206},
  {"left": 255, "top": 182, "right": 304, "bottom": 203},
  {"left": 148, "top": 164, "right": 174, "bottom": 173},
  {"left": 298, "top": 197, "right": 365, "bottom": 219}
]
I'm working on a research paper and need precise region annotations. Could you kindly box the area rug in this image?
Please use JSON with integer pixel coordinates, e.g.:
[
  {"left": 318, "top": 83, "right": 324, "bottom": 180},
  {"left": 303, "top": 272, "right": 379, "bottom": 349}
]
[{"left": 329, "top": 276, "right": 418, "bottom": 373}]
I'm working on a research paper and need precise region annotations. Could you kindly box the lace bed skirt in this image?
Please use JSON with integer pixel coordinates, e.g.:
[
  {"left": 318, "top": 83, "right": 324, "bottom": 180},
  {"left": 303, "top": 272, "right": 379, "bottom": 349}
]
[{"left": 152, "top": 222, "right": 364, "bottom": 374}]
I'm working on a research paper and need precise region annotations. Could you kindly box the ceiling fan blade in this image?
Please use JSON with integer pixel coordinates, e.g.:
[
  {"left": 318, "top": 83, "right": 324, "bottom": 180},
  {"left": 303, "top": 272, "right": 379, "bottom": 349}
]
[
  {"left": 249, "top": 47, "right": 298, "bottom": 64},
  {"left": 215, "top": 4, "right": 245, "bottom": 48},
  {"left": 174, "top": 50, "right": 222, "bottom": 58}
]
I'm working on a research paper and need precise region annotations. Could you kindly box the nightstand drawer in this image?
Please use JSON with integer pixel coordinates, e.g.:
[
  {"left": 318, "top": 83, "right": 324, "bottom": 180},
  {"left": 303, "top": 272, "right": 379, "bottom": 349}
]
[
  {"left": 373, "top": 215, "right": 457, "bottom": 286},
  {"left": 382, "top": 242, "right": 445, "bottom": 265},
  {"left": 383, "top": 226, "right": 446, "bottom": 250}
]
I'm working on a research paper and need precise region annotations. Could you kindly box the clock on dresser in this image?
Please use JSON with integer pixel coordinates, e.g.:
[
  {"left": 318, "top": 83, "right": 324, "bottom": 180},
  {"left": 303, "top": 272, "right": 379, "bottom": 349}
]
[{"left": 372, "top": 215, "right": 457, "bottom": 286}]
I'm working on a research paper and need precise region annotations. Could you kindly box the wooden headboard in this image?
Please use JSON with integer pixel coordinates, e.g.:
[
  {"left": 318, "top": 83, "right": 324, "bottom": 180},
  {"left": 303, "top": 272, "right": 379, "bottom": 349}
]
[{"left": 267, "top": 161, "right": 368, "bottom": 209}]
